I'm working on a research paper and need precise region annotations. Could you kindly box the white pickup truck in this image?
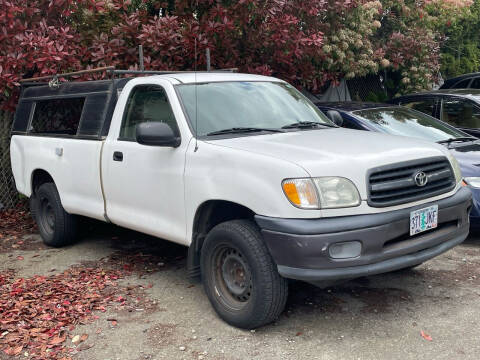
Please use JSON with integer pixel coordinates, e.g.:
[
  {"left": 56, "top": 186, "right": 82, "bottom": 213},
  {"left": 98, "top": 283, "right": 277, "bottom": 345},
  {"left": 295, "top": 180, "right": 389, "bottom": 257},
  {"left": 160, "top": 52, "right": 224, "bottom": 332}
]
[{"left": 11, "top": 71, "right": 471, "bottom": 329}]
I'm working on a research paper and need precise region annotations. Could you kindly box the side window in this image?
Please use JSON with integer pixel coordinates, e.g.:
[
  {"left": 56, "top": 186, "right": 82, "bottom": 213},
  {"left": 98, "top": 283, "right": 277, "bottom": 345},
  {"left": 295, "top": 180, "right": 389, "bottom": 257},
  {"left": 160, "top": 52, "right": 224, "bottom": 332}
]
[
  {"left": 342, "top": 117, "right": 364, "bottom": 130},
  {"left": 119, "top": 85, "right": 178, "bottom": 140},
  {"left": 452, "top": 78, "right": 471, "bottom": 89},
  {"left": 30, "top": 98, "right": 85, "bottom": 135},
  {"left": 401, "top": 99, "right": 435, "bottom": 117},
  {"left": 471, "top": 78, "right": 480, "bottom": 89},
  {"left": 441, "top": 99, "right": 480, "bottom": 128}
]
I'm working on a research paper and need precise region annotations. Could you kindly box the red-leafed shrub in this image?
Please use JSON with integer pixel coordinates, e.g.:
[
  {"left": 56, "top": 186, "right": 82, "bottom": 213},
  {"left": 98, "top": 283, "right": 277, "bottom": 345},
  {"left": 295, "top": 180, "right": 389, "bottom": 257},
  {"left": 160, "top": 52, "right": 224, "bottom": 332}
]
[
  {"left": 0, "top": 0, "right": 94, "bottom": 109},
  {"left": 0, "top": 0, "right": 475, "bottom": 109}
]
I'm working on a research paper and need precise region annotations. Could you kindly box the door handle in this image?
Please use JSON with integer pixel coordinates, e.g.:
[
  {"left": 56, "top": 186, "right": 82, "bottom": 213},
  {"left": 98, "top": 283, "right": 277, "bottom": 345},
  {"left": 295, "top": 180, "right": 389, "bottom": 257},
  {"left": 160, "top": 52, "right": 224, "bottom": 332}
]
[{"left": 113, "top": 151, "right": 123, "bottom": 162}]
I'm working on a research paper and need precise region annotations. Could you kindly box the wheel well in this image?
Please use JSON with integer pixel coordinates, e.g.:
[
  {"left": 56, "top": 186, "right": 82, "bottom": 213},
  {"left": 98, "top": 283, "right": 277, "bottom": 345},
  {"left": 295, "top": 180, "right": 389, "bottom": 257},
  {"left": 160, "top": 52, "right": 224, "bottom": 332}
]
[
  {"left": 31, "top": 169, "right": 54, "bottom": 195},
  {"left": 187, "top": 200, "right": 255, "bottom": 281}
]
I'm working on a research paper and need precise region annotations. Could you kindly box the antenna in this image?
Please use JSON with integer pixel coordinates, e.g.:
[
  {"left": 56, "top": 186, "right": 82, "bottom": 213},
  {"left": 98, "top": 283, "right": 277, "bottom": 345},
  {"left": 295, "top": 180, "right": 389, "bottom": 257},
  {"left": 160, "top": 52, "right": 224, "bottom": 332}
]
[
  {"left": 194, "top": 37, "right": 199, "bottom": 152},
  {"left": 194, "top": 0, "right": 199, "bottom": 152}
]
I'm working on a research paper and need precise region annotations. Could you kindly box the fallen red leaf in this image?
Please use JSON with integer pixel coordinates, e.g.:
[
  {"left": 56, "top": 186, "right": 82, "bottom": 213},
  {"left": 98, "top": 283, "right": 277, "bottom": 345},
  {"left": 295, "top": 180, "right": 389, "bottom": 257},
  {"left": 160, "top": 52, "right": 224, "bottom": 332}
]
[
  {"left": 49, "top": 333, "right": 67, "bottom": 345},
  {"left": 0, "top": 267, "right": 125, "bottom": 359},
  {"left": 420, "top": 330, "right": 433, "bottom": 341},
  {"left": 4, "top": 345, "right": 23, "bottom": 356},
  {"left": 16, "top": 256, "right": 24, "bottom": 260}
]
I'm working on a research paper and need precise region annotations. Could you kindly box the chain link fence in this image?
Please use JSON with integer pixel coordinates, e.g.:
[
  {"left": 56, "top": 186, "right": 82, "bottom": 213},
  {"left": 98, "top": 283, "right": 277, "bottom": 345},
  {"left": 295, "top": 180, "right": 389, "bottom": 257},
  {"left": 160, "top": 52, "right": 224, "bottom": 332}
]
[
  {"left": 347, "top": 74, "right": 385, "bottom": 101},
  {"left": 0, "top": 111, "right": 19, "bottom": 210}
]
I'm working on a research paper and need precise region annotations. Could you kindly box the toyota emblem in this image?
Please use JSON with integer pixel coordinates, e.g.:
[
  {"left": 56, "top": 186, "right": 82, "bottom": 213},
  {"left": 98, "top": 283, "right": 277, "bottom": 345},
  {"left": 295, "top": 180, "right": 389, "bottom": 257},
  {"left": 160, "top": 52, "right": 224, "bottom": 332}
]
[{"left": 413, "top": 171, "right": 428, "bottom": 187}]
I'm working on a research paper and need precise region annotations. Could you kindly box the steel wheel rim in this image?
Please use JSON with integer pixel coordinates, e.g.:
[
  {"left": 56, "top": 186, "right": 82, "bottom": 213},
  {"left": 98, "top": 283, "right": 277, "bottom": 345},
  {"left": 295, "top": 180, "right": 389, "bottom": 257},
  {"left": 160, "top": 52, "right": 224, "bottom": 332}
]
[
  {"left": 39, "top": 196, "right": 55, "bottom": 234},
  {"left": 212, "top": 245, "right": 253, "bottom": 310}
]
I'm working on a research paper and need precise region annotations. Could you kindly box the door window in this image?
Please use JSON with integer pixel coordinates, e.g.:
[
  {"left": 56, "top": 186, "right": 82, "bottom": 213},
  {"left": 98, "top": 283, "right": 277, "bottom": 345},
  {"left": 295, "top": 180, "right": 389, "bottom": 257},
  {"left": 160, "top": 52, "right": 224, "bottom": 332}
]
[
  {"left": 452, "top": 78, "right": 471, "bottom": 89},
  {"left": 470, "top": 78, "right": 480, "bottom": 89},
  {"left": 401, "top": 98, "right": 436, "bottom": 117},
  {"left": 119, "top": 85, "right": 178, "bottom": 140},
  {"left": 342, "top": 117, "right": 364, "bottom": 130},
  {"left": 441, "top": 98, "right": 480, "bottom": 128}
]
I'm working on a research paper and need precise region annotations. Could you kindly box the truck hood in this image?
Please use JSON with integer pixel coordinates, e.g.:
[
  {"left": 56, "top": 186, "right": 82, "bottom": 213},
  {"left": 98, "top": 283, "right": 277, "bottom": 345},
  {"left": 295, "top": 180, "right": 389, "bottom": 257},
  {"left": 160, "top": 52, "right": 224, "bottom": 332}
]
[{"left": 206, "top": 128, "right": 450, "bottom": 199}]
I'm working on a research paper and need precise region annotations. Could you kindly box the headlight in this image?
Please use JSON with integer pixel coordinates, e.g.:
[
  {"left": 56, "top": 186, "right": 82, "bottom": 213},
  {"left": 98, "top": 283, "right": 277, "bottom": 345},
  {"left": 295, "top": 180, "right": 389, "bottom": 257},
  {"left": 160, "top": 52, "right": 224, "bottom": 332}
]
[
  {"left": 313, "top": 177, "right": 361, "bottom": 208},
  {"left": 447, "top": 154, "right": 462, "bottom": 184},
  {"left": 464, "top": 177, "right": 480, "bottom": 188},
  {"left": 282, "top": 177, "right": 361, "bottom": 209}
]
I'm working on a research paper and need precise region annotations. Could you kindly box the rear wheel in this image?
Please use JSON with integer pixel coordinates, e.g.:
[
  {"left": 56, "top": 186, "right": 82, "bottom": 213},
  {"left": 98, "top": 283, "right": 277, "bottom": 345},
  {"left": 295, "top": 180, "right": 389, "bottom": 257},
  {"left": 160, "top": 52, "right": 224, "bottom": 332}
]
[
  {"left": 32, "top": 183, "right": 78, "bottom": 247},
  {"left": 201, "top": 220, "right": 288, "bottom": 329}
]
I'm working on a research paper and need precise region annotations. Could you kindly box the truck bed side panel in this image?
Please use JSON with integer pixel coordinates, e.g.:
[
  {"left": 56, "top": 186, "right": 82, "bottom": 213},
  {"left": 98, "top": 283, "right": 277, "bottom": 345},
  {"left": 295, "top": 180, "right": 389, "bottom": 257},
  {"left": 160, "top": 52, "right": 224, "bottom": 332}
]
[{"left": 10, "top": 135, "right": 105, "bottom": 221}]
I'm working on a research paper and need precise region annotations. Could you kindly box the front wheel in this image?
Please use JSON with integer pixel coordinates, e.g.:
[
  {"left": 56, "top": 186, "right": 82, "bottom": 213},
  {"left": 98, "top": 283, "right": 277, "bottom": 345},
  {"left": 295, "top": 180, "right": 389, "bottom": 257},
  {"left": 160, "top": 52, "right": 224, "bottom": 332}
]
[
  {"left": 32, "top": 182, "right": 78, "bottom": 247},
  {"left": 200, "top": 220, "right": 288, "bottom": 329}
]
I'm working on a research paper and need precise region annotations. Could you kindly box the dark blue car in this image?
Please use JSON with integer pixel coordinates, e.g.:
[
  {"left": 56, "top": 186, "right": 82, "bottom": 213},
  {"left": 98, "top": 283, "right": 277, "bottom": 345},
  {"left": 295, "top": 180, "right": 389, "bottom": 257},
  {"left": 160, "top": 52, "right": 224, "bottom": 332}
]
[
  {"left": 390, "top": 89, "right": 480, "bottom": 137},
  {"left": 316, "top": 102, "right": 480, "bottom": 229}
]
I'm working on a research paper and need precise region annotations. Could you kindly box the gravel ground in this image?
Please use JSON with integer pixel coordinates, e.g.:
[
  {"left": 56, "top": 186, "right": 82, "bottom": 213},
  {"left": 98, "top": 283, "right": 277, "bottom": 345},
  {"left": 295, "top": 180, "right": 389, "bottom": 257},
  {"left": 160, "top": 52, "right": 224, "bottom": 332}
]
[{"left": 1, "top": 220, "right": 480, "bottom": 360}]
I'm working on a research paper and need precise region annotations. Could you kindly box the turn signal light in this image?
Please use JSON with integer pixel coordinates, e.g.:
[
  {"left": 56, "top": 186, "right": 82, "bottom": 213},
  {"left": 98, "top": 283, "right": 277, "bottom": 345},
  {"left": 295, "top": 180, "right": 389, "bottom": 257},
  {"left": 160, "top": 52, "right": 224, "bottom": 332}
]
[{"left": 282, "top": 179, "right": 319, "bottom": 209}]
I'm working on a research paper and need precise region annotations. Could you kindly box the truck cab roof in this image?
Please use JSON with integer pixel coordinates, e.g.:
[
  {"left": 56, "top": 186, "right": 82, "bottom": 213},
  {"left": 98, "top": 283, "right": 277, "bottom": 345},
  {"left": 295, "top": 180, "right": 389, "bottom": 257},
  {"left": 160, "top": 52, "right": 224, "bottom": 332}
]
[
  {"left": 159, "top": 72, "right": 282, "bottom": 84},
  {"left": 12, "top": 72, "right": 285, "bottom": 139}
]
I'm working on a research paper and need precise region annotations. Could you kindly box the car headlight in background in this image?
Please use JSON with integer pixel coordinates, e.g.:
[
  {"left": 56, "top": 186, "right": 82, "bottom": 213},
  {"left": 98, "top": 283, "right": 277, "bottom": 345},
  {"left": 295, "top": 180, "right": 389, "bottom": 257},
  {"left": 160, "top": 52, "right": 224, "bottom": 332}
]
[
  {"left": 463, "top": 177, "right": 480, "bottom": 188},
  {"left": 448, "top": 154, "right": 462, "bottom": 184},
  {"left": 282, "top": 177, "right": 361, "bottom": 209}
]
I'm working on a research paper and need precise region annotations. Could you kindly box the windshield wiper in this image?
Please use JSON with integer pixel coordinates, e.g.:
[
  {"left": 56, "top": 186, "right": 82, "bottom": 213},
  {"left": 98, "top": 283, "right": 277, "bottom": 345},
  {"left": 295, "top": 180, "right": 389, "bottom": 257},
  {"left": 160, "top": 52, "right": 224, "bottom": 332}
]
[
  {"left": 437, "top": 137, "right": 477, "bottom": 145},
  {"left": 206, "top": 127, "right": 284, "bottom": 136},
  {"left": 281, "top": 121, "right": 337, "bottom": 129}
]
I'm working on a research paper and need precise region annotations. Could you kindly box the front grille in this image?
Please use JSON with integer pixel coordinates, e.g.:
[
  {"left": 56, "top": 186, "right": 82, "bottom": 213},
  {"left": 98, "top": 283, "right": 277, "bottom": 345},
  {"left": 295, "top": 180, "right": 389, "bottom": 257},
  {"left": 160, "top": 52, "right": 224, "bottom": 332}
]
[{"left": 368, "top": 157, "right": 456, "bottom": 207}]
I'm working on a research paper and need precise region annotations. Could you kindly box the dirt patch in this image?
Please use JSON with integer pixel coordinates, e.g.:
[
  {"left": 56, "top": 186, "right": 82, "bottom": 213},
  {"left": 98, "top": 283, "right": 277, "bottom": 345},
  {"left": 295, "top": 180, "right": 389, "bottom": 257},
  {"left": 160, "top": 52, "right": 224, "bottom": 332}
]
[
  {"left": 114, "top": 284, "right": 165, "bottom": 317},
  {"left": 344, "top": 286, "right": 412, "bottom": 314},
  {"left": 285, "top": 282, "right": 347, "bottom": 315},
  {"left": 0, "top": 209, "right": 40, "bottom": 253},
  {"left": 285, "top": 277, "right": 414, "bottom": 316},
  {"left": 421, "top": 260, "right": 480, "bottom": 288},
  {"left": 76, "top": 224, "right": 187, "bottom": 278},
  {"left": 146, "top": 323, "right": 178, "bottom": 348}
]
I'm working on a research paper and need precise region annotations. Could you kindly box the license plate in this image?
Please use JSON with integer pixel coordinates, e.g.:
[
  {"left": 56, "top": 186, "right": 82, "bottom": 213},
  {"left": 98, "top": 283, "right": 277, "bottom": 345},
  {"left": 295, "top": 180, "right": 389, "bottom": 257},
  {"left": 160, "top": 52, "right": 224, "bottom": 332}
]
[{"left": 410, "top": 205, "right": 438, "bottom": 236}]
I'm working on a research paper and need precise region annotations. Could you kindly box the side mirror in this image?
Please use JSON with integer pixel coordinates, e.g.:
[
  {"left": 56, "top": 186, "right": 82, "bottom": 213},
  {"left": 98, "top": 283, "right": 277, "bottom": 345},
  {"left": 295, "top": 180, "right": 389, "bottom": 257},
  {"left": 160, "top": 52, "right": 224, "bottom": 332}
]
[
  {"left": 136, "top": 122, "right": 181, "bottom": 147},
  {"left": 326, "top": 110, "right": 344, "bottom": 127}
]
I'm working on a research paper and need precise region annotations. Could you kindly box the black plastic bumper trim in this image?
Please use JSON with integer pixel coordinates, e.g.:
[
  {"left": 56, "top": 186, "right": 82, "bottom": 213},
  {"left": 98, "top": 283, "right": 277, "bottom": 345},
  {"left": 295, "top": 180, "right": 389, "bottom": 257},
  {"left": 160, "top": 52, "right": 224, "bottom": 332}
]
[{"left": 277, "top": 229, "right": 467, "bottom": 282}]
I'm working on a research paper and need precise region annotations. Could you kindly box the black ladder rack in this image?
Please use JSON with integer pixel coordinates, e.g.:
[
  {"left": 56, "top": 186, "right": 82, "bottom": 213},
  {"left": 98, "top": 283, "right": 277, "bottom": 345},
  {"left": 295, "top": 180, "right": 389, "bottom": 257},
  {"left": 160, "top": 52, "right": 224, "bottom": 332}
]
[{"left": 19, "top": 66, "right": 238, "bottom": 86}]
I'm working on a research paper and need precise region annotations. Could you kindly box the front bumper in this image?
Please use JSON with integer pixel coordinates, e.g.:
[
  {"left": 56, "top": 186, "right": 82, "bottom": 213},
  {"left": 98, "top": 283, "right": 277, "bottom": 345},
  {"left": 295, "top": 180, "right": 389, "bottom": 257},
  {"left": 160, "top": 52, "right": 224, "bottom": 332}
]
[{"left": 255, "top": 187, "right": 472, "bottom": 286}]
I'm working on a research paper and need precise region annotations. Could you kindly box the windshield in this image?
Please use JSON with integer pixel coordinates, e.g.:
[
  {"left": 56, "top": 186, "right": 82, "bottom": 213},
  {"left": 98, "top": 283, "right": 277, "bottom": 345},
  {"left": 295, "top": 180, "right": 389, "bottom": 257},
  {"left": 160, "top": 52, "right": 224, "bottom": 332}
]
[
  {"left": 176, "top": 81, "right": 333, "bottom": 136},
  {"left": 352, "top": 107, "right": 471, "bottom": 142}
]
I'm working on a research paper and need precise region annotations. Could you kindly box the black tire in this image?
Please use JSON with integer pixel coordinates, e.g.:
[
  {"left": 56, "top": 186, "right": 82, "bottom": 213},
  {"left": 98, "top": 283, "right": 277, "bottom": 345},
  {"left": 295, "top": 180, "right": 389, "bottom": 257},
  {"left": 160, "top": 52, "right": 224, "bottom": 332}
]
[
  {"left": 32, "top": 182, "right": 78, "bottom": 247},
  {"left": 200, "top": 219, "right": 288, "bottom": 329}
]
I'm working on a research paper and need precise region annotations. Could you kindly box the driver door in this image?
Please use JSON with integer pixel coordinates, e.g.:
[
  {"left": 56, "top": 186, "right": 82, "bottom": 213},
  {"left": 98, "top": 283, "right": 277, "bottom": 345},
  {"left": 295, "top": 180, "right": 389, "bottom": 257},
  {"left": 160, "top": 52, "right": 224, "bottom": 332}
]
[{"left": 102, "top": 83, "right": 187, "bottom": 244}]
